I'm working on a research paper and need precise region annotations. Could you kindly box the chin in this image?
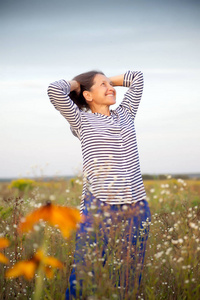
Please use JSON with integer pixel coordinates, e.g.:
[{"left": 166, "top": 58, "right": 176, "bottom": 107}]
[{"left": 108, "top": 98, "right": 116, "bottom": 104}]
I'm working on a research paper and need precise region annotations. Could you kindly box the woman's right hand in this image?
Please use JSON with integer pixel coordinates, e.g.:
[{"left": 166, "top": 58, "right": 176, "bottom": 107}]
[{"left": 69, "top": 80, "right": 81, "bottom": 95}]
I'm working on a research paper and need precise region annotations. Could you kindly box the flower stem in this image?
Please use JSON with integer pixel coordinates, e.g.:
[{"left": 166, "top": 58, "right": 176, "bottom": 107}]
[{"left": 33, "top": 266, "right": 45, "bottom": 300}]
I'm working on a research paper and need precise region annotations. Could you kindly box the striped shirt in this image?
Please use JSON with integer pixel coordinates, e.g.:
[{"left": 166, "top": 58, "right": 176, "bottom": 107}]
[{"left": 48, "top": 70, "right": 146, "bottom": 212}]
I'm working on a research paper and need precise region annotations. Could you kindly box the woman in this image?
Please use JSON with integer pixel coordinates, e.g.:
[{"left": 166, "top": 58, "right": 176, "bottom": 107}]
[{"left": 48, "top": 70, "right": 151, "bottom": 299}]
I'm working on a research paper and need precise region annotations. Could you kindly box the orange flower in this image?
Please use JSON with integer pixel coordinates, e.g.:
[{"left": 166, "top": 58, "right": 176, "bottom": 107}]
[
  {"left": 5, "top": 249, "right": 63, "bottom": 280},
  {"left": 18, "top": 202, "right": 82, "bottom": 238},
  {"left": 0, "top": 253, "right": 9, "bottom": 264},
  {"left": 0, "top": 237, "right": 10, "bottom": 248},
  {"left": 6, "top": 260, "right": 36, "bottom": 280},
  {"left": 0, "top": 237, "right": 10, "bottom": 264}
]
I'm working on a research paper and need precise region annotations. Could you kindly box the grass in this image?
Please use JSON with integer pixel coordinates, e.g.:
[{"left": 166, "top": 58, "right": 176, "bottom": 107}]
[{"left": 0, "top": 176, "right": 200, "bottom": 299}]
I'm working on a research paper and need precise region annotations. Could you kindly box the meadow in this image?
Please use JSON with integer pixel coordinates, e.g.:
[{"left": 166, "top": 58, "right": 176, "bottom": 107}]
[{"left": 0, "top": 176, "right": 200, "bottom": 299}]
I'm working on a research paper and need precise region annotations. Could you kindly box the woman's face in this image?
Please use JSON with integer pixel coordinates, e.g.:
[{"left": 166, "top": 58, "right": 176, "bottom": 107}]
[{"left": 88, "top": 74, "right": 116, "bottom": 106}]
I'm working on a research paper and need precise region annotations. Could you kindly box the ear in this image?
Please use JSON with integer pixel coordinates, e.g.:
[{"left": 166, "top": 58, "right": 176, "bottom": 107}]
[{"left": 83, "top": 91, "right": 92, "bottom": 102}]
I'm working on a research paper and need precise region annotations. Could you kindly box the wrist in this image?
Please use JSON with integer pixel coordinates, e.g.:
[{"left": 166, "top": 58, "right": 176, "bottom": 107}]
[
  {"left": 70, "top": 80, "right": 80, "bottom": 93},
  {"left": 109, "top": 74, "right": 124, "bottom": 87}
]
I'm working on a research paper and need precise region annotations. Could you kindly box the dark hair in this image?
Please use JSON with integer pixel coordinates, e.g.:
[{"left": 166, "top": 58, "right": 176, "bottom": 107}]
[{"left": 69, "top": 70, "right": 104, "bottom": 110}]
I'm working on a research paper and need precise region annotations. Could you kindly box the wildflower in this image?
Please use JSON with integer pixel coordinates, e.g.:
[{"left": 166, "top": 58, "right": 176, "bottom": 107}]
[
  {"left": 104, "top": 211, "right": 110, "bottom": 217},
  {"left": 86, "top": 227, "right": 94, "bottom": 232},
  {"left": 185, "top": 280, "right": 189, "bottom": 284},
  {"left": 5, "top": 249, "right": 63, "bottom": 280},
  {"left": 150, "top": 188, "right": 155, "bottom": 193},
  {"left": 177, "top": 257, "right": 184, "bottom": 263},
  {"left": 8, "top": 178, "right": 35, "bottom": 191},
  {"left": 49, "top": 195, "right": 56, "bottom": 201},
  {"left": 33, "top": 225, "right": 40, "bottom": 232},
  {"left": 88, "top": 271, "right": 93, "bottom": 277},
  {"left": 107, "top": 218, "right": 112, "bottom": 225},
  {"left": 166, "top": 247, "right": 172, "bottom": 255},
  {"left": 0, "top": 237, "right": 10, "bottom": 264},
  {"left": 161, "top": 190, "right": 166, "bottom": 195},
  {"left": 171, "top": 239, "right": 178, "bottom": 244},
  {"left": 75, "top": 179, "right": 82, "bottom": 185},
  {"left": 18, "top": 202, "right": 82, "bottom": 238},
  {"left": 90, "top": 205, "right": 97, "bottom": 210},
  {"left": 189, "top": 222, "right": 198, "bottom": 230},
  {"left": 122, "top": 205, "right": 128, "bottom": 211},
  {"left": 154, "top": 251, "right": 164, "bottom": 259},
  {"left": 177, "top": 178, "right": 184, "bottom": 184}
]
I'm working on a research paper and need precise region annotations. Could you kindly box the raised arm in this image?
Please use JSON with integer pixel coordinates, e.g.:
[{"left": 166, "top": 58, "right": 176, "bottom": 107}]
[
  {"left": 109, "top": 74, "right": 124, "bottom": 87},
  {"left": 47, "top": 79, "right": 81, "bottom": 131},
  {"left": 112, "top": 71, "right": 144, "bottom": 119}
]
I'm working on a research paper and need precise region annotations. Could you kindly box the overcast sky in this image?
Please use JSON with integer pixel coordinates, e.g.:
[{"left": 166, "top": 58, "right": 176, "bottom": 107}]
[{"left": 0, "top": 0, "right": 200, "bottom": 178}]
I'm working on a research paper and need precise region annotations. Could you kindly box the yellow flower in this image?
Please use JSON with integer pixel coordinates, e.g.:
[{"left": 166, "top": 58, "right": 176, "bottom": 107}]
[
  {"left": 8, "top": 178, "right": 35, "bottom": 191},
  {"left": 18, "top": 202, "right": 82, "bottom": 238},
  {"left": 5, "top": 249, "right": 63, "bottom": 280},
  {"left": 0, "top": 237, "right": 10, "bottom": 264}
]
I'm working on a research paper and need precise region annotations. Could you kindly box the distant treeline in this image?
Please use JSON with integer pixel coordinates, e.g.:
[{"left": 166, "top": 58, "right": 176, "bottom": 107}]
[
  {"left": 0, "top": 174, "right": 200, "bottom": 182},
  {"left": 142, "top": 174, "right": 200, "bottom": 180}
]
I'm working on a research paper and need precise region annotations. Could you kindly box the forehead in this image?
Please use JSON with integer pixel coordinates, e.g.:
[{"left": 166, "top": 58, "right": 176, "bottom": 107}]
[{"left": 93, "top": 74, "right": 110, "bottom": 85}]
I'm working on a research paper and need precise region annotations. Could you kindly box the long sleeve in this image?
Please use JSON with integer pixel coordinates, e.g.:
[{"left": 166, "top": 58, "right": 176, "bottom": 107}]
[
  {"left": 47, "top": 80, "right": 81, "bottom": 131},
  {"left": 120, "top": 71, "right": 144, "bottom": 119}
]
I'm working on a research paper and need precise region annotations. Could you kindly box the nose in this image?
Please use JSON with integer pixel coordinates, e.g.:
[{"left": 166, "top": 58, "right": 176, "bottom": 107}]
[{"left": 108, "top": 83, "right": 115, "bottom": 91}]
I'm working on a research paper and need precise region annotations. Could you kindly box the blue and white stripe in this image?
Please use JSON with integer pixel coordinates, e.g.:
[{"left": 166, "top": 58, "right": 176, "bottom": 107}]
[{"left": 48, "top": 71, "right": 146, "bottom": 212}]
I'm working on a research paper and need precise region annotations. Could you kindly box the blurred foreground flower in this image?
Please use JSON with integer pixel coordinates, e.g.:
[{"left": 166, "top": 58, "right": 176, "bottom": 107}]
[
  {"left": 18, "top": 202, "right": 82, "bottom": 238},
  {"left": 5, "top": 249, "right": 63, "bottom": 280},
  {"left": 0, "top": 237, "right": 10, "bottom": 264}
]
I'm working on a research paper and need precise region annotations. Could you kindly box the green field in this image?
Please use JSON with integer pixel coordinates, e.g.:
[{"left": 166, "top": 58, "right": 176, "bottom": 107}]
[{"left": 0, "top": 177, "right": 200, "bottom": 299}]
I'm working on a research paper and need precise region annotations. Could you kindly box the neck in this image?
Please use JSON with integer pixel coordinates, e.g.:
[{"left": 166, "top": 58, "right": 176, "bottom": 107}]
[{"left": 90, "top": 105, "right": 110, "bottom": 116}]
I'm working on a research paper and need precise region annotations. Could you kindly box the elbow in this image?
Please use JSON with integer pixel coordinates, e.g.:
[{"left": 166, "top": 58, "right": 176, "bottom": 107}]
[
  {"left": 138, "top": 71, "right": 143, "bottom": 78},
  {"left": 47, "top": 83, "right": 55, "bottom": 98},
  {"left": 137, "top": 71, "right": 144, "bottom": 84}
]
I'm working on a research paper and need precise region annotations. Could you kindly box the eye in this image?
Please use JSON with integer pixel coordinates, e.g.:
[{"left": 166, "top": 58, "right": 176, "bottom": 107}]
[{"left": 101, "top": 82, "right": 106, "bottom": 86}]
